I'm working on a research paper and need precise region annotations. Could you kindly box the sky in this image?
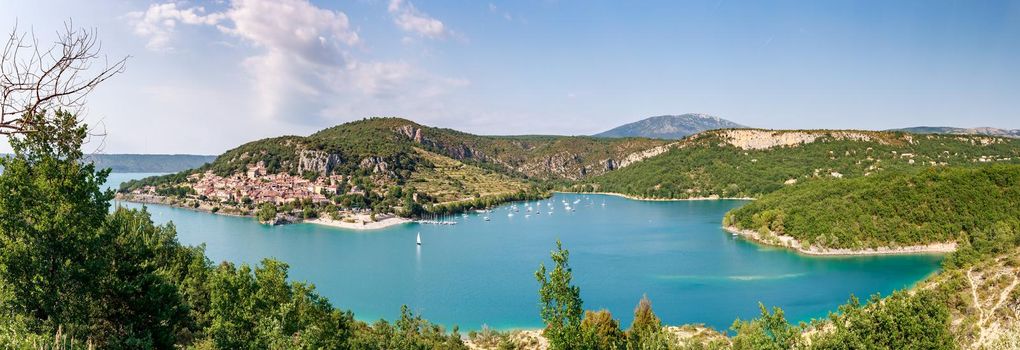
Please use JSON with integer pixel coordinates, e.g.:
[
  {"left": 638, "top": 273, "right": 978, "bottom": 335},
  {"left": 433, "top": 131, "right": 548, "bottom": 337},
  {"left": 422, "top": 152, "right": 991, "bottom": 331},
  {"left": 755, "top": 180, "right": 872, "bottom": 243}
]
[{"left": 1, "top": 0, "right": 1019, "bottom": 154}]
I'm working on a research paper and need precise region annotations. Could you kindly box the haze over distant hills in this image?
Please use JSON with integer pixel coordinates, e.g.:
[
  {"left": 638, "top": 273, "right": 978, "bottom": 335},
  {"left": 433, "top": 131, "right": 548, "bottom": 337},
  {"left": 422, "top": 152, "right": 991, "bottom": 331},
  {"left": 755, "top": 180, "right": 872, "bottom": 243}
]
[
  {"left": 891, "top": 126, "right": 1020, "bottom": 138},
  {"left": 84, "top": 154, "right": 217, "bottom": 173},
  {"left": 2, "top": 154, "right": 215, "bottom": 173},
  {"left": 594, "top": 113, "right": 746, "bottom": 139}
]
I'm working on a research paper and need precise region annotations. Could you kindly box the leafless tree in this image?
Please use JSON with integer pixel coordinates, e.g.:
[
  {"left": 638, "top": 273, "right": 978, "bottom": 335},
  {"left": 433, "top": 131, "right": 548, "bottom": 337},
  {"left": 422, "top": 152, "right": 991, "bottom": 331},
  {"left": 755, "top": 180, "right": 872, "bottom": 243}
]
[{"left": 0, "top": 21, "right": 127, "bottom": 135}]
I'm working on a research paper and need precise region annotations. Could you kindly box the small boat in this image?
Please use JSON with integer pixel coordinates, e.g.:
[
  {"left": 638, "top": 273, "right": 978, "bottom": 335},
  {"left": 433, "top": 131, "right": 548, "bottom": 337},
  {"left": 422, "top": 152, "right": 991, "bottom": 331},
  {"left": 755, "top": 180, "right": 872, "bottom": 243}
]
[
  {"left": 508, "top": 213, "right": 514, "bottom": 217},
  {"left": 416, "top": 232, "right": 422, "bottom": 246},
  {"left": 484, "top": 216, "right": 490, "bottom": 221}
]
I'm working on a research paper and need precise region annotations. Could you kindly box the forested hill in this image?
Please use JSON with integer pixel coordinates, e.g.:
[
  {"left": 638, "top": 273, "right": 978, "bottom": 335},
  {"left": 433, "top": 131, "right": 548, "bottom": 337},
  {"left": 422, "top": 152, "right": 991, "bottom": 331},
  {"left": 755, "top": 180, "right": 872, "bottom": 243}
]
[
  {"left": 579, "top": 129, "right": 1020, "bottom": 199},
  {"left": 119, "top": 118, "right": 671, "bottom": 217},
  {"left": 724, "top": 165, "right": 1020, "bottom": 250}
]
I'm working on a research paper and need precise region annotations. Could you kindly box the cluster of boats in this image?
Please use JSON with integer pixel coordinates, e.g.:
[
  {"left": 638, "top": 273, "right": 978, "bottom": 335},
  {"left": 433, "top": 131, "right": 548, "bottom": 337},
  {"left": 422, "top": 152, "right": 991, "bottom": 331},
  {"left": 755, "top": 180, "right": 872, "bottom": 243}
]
[{"left": 416, "top": 196, "right": 608, "bottom": 245}]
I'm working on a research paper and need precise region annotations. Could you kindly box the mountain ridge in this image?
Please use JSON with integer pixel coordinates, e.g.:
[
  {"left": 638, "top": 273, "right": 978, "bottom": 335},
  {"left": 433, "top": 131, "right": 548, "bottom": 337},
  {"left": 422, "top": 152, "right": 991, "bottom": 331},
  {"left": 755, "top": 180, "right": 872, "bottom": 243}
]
[
  {"left": 594, "top": 113, "right": 746, "bottom": 139},
  {"left": 891, "top": 126, "right": 1020, "bottom": 138}
]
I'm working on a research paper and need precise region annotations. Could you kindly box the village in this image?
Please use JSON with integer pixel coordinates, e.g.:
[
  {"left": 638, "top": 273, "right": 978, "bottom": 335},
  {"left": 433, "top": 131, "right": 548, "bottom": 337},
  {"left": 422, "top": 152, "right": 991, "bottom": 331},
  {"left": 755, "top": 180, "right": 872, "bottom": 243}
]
[{"left": 128, "top": 162, "right": 351, "bottom": 206}]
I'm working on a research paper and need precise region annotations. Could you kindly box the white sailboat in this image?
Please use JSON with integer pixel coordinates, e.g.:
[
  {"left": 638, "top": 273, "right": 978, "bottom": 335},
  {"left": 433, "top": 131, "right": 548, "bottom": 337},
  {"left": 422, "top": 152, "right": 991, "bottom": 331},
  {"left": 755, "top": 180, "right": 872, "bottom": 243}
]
[{"left": 416, "top": 232, "right": 422, "bottom": 246}]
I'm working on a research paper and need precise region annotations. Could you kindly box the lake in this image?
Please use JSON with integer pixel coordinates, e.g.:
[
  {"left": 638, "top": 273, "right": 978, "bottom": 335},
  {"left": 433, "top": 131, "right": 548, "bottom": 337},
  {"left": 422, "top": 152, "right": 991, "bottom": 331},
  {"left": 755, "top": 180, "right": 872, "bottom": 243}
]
[{"left": 106, "top": 173, "right": 942, "bottom": 332}]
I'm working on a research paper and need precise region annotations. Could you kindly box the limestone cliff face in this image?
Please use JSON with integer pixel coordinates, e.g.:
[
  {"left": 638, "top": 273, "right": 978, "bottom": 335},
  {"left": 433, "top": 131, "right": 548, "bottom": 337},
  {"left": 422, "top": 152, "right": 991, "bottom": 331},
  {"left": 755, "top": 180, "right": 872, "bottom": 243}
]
[
  {"left": 297, "top": 150, "right": 342, "bottom": 175},
  {"left": 359, "top": 156, "right": 389, "bottom": 174},
  {"left": 715, "top": 130, "right": 879, "bottom": 150},
  {"left": 616, "top": 143, "right": 674, "bottom": 168},
  {"left": 390, "top": 123, "right": 666, "bottom": 180}
]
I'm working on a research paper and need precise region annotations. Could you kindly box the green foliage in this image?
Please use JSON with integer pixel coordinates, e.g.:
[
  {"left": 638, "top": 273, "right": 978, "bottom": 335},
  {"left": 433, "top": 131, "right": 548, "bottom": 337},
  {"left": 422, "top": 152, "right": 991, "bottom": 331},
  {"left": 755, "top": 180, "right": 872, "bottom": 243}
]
[
  {"left": 256, "top": 203, "right": 278, "bottom": 223},
  {"left": 943, "top": 219, "right": 1020, "bottom": 268},
  {"left": 627, "top": 295, "right": 669, "bottom": 350},
  {"left": 727, "top": 165, "right": 1020, "bottom": 250},
  {"left": 536, "top": 240, "right": 585, "bottom": 349},
  {"left": 581, "top": 309, "right": 625, "bottom": 350},
  {"left": 0, "top": 111, "right": 113, "bottom": 337},
  {"left": 809, "top": 290, "right": 954, "bottom": 349},
  {"left": 205, "top": 259, "right": 355, "bottom": 349},
  {"left": 730, "top": 303, "right": 803, "bottom": 350},
  {"left": 349, "top": 305, "right": 467, "bottom": 349}
]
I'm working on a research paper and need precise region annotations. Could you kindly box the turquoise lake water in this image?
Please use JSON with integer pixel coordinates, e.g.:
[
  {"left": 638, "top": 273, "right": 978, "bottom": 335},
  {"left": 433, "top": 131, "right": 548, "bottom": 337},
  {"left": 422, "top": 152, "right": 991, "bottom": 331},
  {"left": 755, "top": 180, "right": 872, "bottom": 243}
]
[{"left": 106, "top": 173, "right": 942, "bottom": 332}]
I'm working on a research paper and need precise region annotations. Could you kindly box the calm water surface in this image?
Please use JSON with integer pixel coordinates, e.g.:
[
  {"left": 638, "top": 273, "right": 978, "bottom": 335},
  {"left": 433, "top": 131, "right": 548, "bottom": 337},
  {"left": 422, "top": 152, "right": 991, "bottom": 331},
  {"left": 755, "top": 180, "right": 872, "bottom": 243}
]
[{"left": 107, "top": 173, "right": 942, "bottom": 331}]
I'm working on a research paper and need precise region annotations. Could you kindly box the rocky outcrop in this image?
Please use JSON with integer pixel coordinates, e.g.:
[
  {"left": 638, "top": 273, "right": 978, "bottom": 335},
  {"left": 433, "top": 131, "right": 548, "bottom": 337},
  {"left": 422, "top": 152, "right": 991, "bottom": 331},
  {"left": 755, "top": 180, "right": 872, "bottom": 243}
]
[
  {"left": 359, "top": 156, "right": 389, "bottom": 174},
  {"left": 616, "top": 143, "right": 675, "bottom": 168},
  {"left": 396, "top": 124, "right": 425, "bottom": 143},
  {"left": 388, "top": 121, "right": 672, "bottom": 180},
  {"left": 718, "top": 130, "right": 878, "bottom": 150},
  {"left": 298, "top": 150, "right": 342, "bottom": 175}
]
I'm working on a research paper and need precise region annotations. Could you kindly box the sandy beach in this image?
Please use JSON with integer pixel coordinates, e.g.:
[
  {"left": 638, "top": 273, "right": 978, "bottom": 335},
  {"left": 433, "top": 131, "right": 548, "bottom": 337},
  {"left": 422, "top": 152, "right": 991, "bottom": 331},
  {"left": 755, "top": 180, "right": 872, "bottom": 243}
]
[
  {"left": 723, "top": 225, "right": 957, "bottom": 256},
  {"left": 307, "top": 215, "right": 412, "bottom": 230}
]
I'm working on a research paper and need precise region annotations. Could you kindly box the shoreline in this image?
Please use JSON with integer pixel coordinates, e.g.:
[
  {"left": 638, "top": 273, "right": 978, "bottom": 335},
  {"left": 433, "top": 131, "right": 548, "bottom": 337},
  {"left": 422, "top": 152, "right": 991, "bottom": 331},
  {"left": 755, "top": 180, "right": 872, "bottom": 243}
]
[
  {"left": 722, "top": 225, "right": 957, "bottom": 256},
  {"left": 555, "top": 191, "right": 755, "bottom": 202},
  {"left": 116, "top": 193, "right": 413, "bottom": 230}
]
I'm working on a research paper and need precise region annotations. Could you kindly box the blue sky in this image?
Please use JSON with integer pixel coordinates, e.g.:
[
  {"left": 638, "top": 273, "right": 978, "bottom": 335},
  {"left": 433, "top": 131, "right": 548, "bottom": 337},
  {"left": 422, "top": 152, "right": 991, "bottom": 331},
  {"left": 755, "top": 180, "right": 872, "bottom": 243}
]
[{"left": 1, "top": 0, "right": 1018, "bottom": 154}]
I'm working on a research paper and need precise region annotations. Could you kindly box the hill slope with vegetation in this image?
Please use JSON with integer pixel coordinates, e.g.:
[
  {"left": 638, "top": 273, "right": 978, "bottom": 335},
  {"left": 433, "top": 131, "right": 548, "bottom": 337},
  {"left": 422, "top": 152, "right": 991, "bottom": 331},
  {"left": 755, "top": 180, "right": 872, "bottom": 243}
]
[
  {"left": 578, "top": 129, "right": 1020, "bottom": 199},
  {"left": 118, "top": 118, "right": 668, "bottom": 221},
  {"left": 723, "top": 165, "right": 1020, "bottom": 251}
]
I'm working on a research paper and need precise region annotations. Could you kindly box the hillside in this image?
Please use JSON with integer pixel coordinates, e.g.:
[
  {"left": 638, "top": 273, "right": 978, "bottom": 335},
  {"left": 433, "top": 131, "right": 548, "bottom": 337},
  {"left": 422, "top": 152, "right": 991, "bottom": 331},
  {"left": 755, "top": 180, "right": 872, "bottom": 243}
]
[
  {"left": 579, "top": 129, "right": 1020, "bottom": 199},
  {"left": 197, "top": 117, "right": 669, "bottom": 181},
  {"left": 118, "top": 118, "right": 669, "bottom": 221},
  {"left": 893, "top": 126, "right": 1020, "bottom": 138},
  {"left": 594, "top": 113, "right": 746, "bottom": 139},
  {"left": 723, "top": 165, "right": 1020, "bottom": 251}
]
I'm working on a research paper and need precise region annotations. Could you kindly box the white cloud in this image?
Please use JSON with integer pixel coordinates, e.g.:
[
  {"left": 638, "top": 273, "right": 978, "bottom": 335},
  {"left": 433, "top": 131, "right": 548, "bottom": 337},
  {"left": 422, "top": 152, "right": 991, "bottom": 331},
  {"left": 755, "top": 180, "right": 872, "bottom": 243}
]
[
  {"left": 126, "top": 2, "right": 225, "bottom": 51},
  {"left": 388, "top": 0, "right": 449, "bottom": 39},
  {"left": 124, "top": 0, "right": 468, "bottom": 127}
]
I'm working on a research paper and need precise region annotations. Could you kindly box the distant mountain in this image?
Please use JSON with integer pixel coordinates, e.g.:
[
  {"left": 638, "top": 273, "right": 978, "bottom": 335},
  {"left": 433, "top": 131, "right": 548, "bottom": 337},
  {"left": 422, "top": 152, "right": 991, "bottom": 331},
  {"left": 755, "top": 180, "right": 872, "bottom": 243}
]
[
  {"left": 892, "top": 126, "right": 1020, "bottom": 138},
  {"left": 1, "top": 153, "right": 215, "bottom": 173},
  {"left": 84, "top": 154, "right": 216, "bottom": 173},
  {"left": 595, "top": 113, "right": 746, "bottom": 139}
]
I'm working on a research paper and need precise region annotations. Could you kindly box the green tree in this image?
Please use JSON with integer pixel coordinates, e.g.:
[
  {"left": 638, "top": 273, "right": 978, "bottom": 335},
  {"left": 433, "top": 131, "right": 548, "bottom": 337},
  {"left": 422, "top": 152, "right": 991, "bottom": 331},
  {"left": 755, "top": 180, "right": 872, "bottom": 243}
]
[
  {"left": 810, "top": 290, "right": 954, "bottom": 349},
  {"left": 626, "top": 295, "right": 673, "bottom": 350},
  {"left": 205, "top": 259, "right": 355, "bottom": 349},
  {"left": 256, "top": 203, "right": 278, "bottom": 223},
  {"left": 536, "top": 240, "right": 585, "bottom": 349},
  {"left": 96, "top": 207, "right": 197, "bottom": 348},
  {"left": 581, "top": 309, "right": 625, "bottom": 350},
  {"left": 731, "top": 303, "right": 802, "bottom": 350},
  {"left": 0, "top": 111, "right": 113, "bottom": 335}
]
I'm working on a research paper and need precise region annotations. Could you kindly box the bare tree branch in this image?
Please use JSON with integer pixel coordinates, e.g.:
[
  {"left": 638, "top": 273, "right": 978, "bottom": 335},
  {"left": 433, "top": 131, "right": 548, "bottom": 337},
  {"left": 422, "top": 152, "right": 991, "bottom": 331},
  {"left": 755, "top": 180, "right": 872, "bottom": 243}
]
[{"left": 1, "top": 20, "right": 128, "bottom": 136}]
